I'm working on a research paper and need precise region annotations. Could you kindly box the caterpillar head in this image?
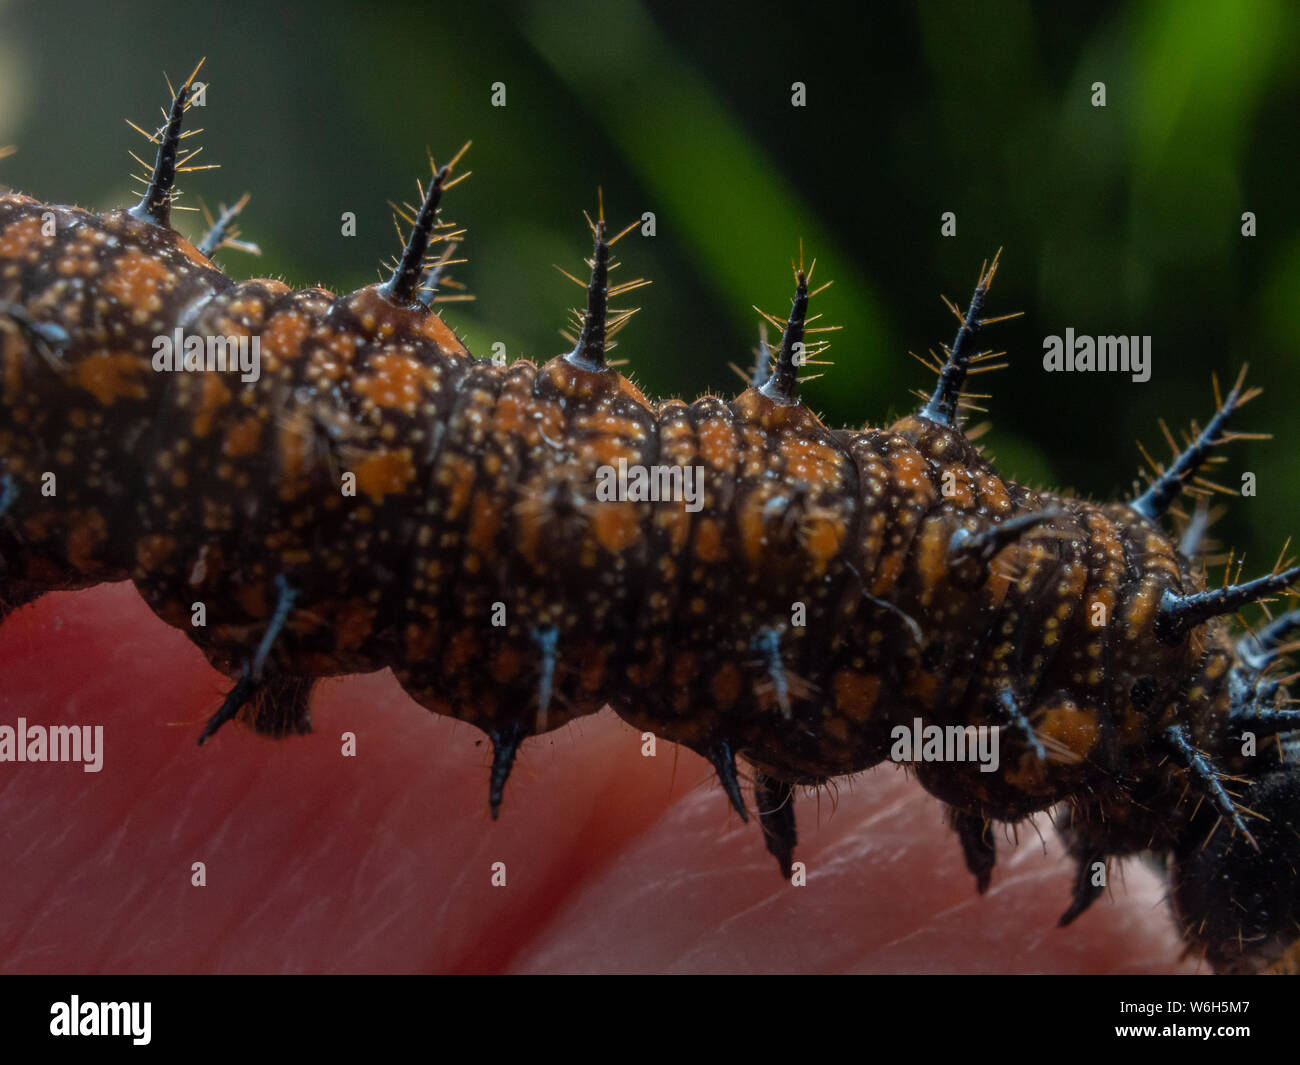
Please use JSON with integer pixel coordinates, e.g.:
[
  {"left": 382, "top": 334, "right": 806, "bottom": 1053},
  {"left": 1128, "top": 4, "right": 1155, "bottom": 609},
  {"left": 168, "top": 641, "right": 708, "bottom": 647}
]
[
  {"left": 1166, "top": 616, "right": 1300, "bottom": 972},
  {"left": 1171, "top": 734, "right": 1300, "bottom": 973}
]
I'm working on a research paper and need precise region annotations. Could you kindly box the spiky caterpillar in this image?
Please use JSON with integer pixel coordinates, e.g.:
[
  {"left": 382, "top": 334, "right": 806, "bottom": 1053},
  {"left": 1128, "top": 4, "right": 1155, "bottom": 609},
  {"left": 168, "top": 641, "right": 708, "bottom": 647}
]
[{"left": 2, "top": 69, "right": 1298, "bottom": 975}]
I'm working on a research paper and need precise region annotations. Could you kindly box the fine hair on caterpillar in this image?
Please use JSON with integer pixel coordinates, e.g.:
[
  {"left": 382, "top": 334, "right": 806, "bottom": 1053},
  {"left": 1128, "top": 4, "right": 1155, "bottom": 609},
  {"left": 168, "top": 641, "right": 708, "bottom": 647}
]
[{"left": 3, "top": 62, "right": 1300, "bottom": 976}]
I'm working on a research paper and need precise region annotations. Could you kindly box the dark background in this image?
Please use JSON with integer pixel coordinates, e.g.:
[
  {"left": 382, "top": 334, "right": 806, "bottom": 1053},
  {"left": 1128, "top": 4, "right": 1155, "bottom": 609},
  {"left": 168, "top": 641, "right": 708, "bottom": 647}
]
[{"left": 3, "top": 0, "right": 1297, "bottom": 571}]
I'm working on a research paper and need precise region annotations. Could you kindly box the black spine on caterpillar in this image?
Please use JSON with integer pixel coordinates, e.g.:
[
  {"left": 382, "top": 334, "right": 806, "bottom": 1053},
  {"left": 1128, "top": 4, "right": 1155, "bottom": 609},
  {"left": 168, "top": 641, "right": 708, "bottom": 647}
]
[{"left": 3, "top": 66, "right": 1299, "bottom": 973}]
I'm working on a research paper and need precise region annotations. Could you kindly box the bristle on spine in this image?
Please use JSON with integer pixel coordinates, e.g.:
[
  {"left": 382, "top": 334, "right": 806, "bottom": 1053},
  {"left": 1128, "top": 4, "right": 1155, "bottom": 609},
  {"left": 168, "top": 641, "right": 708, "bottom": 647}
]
[
  {"left": 1156, "top": 565, "right": 1300, "bottom": 642},
  {"left": 197, "top": 193, "right": 258, "bottom": 259},
  {"left": 380, "top": 143, "right": 470, "bottom": 307},
  {"left": 758, "top": 268, "right": 809, "bottom": 404},
  {"left": 755, "top": 255, "right": 834, "bottom": 406},
  {"left": 1131, "top": 367, "right": 1261, "bottom": 522},
  {"left": 918, "top": 250, "right": 1017, "bottom": 427},
  {"left": 560, "top": 194, "right": 647, "bottom": 372},
  {"left": 127, "top": 59, "right": 211, "bottom": 229}
]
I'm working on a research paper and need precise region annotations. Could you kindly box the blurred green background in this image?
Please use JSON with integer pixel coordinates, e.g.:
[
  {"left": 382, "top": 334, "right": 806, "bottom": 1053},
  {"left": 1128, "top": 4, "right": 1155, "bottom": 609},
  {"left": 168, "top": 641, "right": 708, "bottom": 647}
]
[{"left": 1, "top": 0, "right": 1297, "bottom": 568}]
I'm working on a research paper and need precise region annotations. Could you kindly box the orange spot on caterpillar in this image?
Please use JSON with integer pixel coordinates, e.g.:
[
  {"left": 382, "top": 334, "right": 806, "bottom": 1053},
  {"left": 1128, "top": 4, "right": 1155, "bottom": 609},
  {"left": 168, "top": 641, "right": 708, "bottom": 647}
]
[
  {"left": 235, "top": 582, "right": 267, "bottom": 618},
  {"left": 492, "top": 645, "right": 522, "bottom": 684},
  {"left": 0, "top": 215, "right": 44, "bottom": 259},
  {"left": 3, "top": 330, "right": 25, "bottom": 394},
  {"left": 354, "top": 449, "right": 415, "bottom": 503},
  {"left": 440, "top": 455, "right": 475, "bottom": 518},
  {"left": 222, "top": 415, "right": 263, "bottom": 458},
  {"left": 175, "top": 235, "right": 215, "bottom": 270},
  {"left": 193, "top": 374, "right": 232, "bottom": 437},
  {"left": 711, "top": 661, "right": 743, "bottom": 707},
  {"left": 589, "top": 499, "right": 639, "bottom": 554},
  {"left": 696, "top": 416, "right": 739, "bottom": 472},
  {"left": 333, "top": 600, "right": 377, "bottom": 653},
  {"left": 102, "top": 248, "right": 174, "bottom": 323},
  {"left": 72, "top": 352, "right": 149, "bottom": 404},
  {"left": 467, "top": 494, "right": 502, "bottom": 557},
  {"left": 418, "top": 311, "right": 469, "bottom": 356},
  {"left": 135, "top": 534, "right": 178, "bottom": 571},
  {"left": 65, "top": 510, "right": 108, "bottom": 572},
  {"left": 353, "top": 352, "right": 434, "bottom": 412},
  {"left": 260, "top": 311, "right": 310, "bottom": 371},
  {"left": 801, "top": 512, "right": 845, "bottom": 568},
  {"left": 693, "top": 517, "right": 725, "bottom": 562}
]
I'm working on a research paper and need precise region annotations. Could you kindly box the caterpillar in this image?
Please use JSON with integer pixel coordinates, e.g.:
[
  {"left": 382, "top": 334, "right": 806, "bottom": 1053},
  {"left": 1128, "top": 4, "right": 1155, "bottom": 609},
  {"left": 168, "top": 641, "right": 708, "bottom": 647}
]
[{"left": 2, "top": 65, "right": 1298, "bottom": 975}]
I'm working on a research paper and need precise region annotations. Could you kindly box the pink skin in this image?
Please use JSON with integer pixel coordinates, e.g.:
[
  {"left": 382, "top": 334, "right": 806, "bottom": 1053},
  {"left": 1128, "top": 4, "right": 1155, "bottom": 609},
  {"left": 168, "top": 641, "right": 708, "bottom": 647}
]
[{"left": 0, "top": 583, "right": 1199, "bottom": 973}]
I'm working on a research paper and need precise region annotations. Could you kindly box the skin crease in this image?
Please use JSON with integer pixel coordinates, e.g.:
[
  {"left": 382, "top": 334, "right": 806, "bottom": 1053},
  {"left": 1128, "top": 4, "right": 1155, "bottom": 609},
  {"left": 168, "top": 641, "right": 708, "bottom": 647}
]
[{"left": 0, "top": 583, "right": 1201, "bottom": 974}]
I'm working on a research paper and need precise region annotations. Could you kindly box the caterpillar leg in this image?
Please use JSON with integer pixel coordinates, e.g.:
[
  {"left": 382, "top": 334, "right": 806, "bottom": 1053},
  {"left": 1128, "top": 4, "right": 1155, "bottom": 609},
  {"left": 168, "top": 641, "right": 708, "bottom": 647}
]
[
  {"left": 197, "top": 576, "right": 301, "bottom": 744},
  {"left": 1, "top": 478, "right": 49, "bottom": 623},
  {"left": 950, "top": 809, "right": 996, "bottom": 894},
  {"left": 0, "top": 483, "right": 28, "bottom": 621},
  {"left": 708, "top": 740, "right": 750, "bottom": 822},
  {"left": 1058, "top": 849, "right": 1108, "bottom": 926},
  {"left": 0, "top": 581, "right": 42, "bottom": 623},
  {"left": 488, "top": 721, "right": 523, "bottom": 821},
  {"left": 1171, "top": 736, "right": 1300, "bottom": 973},
  {"left": 754, "top": 771, "right": 797, "bottom": 879},
  {"left": 198, "top": 674, "right": 316, "bottom": 742},
  {"left": 482, "top": 627, "right": 558, "bottom": 819}
]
